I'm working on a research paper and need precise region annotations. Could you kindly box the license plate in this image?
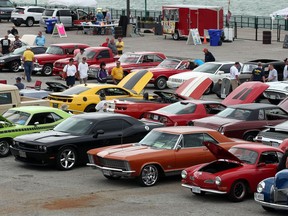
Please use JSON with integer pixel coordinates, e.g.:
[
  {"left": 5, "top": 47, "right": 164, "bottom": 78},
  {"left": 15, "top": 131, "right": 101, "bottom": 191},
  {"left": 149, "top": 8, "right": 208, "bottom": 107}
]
[
  {"left": 53, "top": 103, "right": 58, "bottom": 108},
  {"left": 191, "top": 186, "right": 201, "bottom": 194},
  {"left": 254, "top": 193, "right": 264, "bottom": 201},
  {"left": 19, "top": 150, "right": 26, "bottom": 158},
  {"left": 153, "top": 115, "right": 158, "bottom": 120},
  {"left": 103, "top": 170, "right": 111, "bottom": 176}
]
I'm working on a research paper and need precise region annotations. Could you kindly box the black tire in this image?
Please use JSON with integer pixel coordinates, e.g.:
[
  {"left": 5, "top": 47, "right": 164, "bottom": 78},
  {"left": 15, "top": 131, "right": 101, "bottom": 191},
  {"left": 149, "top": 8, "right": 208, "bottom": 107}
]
[
  {"left": 138, "top": 164, "right": 159, "bottom": 187},
  {"left": 227, "top": 180, "right": 248, "bottom": 202},
  {"left": 104, "top": 174, "right": 121, "bottom": 180},
  {"left": 0, "top": 139, "right": 11, "bottom": 157},
  {"left": 243, "top": 132, "right": 257, "bottom": 142},
  {"left": 84, "top": 104, "right": 96, "bottom": 112},
  {"left": 155, "top": 77, "right": 167, "bottom": 90},
  {"left": 56, "top": 147, "right": 77, "bottom": 170},
  {"left": 172, "top": 31, "right": 179, "bottom": 40},
  {"left": 26, "top": 18, "right": 34, "bottom": 27},
  {"left": 9, "top": 60, "right": 20, "bottom": 72},
  {"left": 42, "top": 64, "right": 53, "bottom": 76},
  {"left": 262, "top": 206, "right": 275, "bottom": 212},
  {"left": 204, "top": 84, "right": 213, "bottom": 95}
]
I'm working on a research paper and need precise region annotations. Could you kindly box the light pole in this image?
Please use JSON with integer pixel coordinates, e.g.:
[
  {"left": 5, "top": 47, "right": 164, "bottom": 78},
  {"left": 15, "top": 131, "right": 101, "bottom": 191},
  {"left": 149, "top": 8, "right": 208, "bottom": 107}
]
[{"left": 145, "top": 0, "right": 147, "bottom": 20}]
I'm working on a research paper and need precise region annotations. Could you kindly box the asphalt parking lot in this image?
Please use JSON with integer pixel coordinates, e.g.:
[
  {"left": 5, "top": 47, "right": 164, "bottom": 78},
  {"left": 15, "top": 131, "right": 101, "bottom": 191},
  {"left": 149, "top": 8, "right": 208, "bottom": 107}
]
[{"left": 1, "top": 22, "right": 288, "bottom": 215}]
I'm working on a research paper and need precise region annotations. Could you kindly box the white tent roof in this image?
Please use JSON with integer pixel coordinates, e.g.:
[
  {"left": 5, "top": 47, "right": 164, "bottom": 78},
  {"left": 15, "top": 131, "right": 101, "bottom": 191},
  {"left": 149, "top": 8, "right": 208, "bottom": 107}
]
[
  {"left": 270, "top": 7, "right": 288, "bottom": 18},
  {"left": 47, "top": 0, "right": 97, "bottom": 7}
]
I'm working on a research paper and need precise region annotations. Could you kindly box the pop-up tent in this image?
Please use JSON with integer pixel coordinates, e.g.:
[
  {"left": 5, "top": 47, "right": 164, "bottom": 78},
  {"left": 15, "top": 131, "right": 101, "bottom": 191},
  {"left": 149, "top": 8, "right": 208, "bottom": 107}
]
[
  {"left": 47, "top": 0, "right": 97, "bottom": 7},
  {"left": 270, "top": 7, "right": 288, "bottom": 19}
]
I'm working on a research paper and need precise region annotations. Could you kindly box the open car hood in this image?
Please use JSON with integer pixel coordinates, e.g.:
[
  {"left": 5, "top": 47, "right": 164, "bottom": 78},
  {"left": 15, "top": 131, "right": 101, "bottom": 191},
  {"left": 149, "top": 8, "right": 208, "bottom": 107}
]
[
  {"left": 203, "top": 141, "right": 242, "bottom": 163},
  {"left": 278, "top": 97, "right": 288, "bottom": 110},
  {"left": 176, "top": 76, "right": 213, "bottom": 99},
  {"left": 222, "top": 81, "right": 269, "bottom": 106},
  {"left": 45, "top": 82, "right": 69, "bottom": 92},
  {"left": 118, "top": 70, "right": 153, "bottom": 94},
  {"left": 21, "top": 35, "right": 37, "bottom": 46}
]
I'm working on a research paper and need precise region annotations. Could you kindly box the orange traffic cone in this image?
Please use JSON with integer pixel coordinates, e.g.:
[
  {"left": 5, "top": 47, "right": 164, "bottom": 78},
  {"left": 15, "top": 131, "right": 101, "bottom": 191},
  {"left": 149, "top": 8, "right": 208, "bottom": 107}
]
[{"left": 203, "top": 35, "right": 207, "bottom": 44}]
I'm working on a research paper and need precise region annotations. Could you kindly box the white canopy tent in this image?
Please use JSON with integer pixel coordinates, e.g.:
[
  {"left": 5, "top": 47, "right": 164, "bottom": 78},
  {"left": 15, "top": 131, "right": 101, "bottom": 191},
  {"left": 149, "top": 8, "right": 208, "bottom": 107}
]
[
  {"left": 47, "top": 0, "right": 97, "bottom": 7},
  {"left": 270, "top": 7, "right": 288, "bottom": 19}
]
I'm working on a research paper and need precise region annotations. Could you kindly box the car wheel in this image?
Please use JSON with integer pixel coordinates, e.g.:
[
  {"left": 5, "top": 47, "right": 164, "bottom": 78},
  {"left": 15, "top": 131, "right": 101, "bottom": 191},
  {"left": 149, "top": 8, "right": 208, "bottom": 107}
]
[
  {"left": 243, "top": 132, "right": 257, "bottom": 142},
  {"left": 10, "top": 60, "right": 20, "bottom": 72},
  {"left": 84, "top": 104, "right": 96, "bottom": 112},
  {"left": 0, "top": 139, "right": 11, "bottom": 157},
  {"left": 191, "top": 189, "right": 206, "bottom": 196},
  {"left": 262, "top": 206, "right": 275, "bottom": 212},
  {"left": 155, "top": 77, "right": 167, "bottom": 90},
  {"left": 204, "top": 84, "right": 213, "bottom": 95},
  {"left": 42, "top": 64, "right": 53, "bottom": 76},
  {"left": 172, "top": 31, "right": 179, "bottom": 40},
  {"left": 138, "top": 164, "right": 159, "bottom": 187},
  {"left": 26, "top": 18, "right": 34, "bottom": 27},
  {"left": 228, "top": 180, "right": 248, "bottom": 202},
  {"left": 104, "top": 174, "right": 121, "bottom": 180},
  {"left": 56, "top": 147, "right": 77, "bottom": 170}
]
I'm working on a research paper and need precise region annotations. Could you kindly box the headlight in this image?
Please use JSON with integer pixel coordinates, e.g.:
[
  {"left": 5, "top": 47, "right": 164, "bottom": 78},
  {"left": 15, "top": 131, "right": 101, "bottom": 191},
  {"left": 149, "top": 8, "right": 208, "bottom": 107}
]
[
  {"left": 0, "top": 60, "right": 5, "bottom": 63},
  {"left": 38, "top": 145, "right": 47, "bottom": 152},
  {"left": 257, "top": 181, "right": 265, "bottom": 193},
  {"left": 215, "top": 176, "right": 221, "bottom": 185},
  {"left": 181, "top": 170, "right": 187, "bottom": 179}
]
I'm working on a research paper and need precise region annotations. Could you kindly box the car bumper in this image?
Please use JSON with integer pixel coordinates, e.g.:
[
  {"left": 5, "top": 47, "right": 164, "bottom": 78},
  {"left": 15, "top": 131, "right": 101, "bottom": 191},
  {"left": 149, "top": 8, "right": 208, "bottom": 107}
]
[
  {"left": 254, "top": 193, "right": 288, "bottom": 210},
  {"left": 11, "top": 17, "right": 25, "bottom": 23},
  {"left": 33, "top": 64, "right": 43, "bottom": 72},
  {"left": 87, "top": 163, "right": 135, "bottom": 177},
  {"left": 181, "top": 183, "right": 227, "bottom": 194},
  {"left": 167, "top": 81, "right": 181, "bottom": 88}
]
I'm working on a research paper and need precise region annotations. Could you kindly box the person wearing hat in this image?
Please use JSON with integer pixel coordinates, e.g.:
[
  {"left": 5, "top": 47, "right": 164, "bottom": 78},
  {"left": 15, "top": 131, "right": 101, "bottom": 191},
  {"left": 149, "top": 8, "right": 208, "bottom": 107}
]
[
  {"left": 75, "top": 48, "right": 86, "bottom": 64},
  {"left": 14, "top": 77, "right": 24, "bottom": 90},
  {"left": 95, "top": 92, "right": 108, "bottom": 112},
  {"left": 63, "top": 58, "right": 77, "bottom": 88},
  {"left": 203, "top": 48, "right": 215, "bottom": 62},
  {"left": 34, "top": 31, "right": 45, "bottom": 47},
  {"left": 283, "top": 58, "right": 288, "bottom": 81},
  {"left": 22, "top": 46, "right": 35, "bottom": 82}
]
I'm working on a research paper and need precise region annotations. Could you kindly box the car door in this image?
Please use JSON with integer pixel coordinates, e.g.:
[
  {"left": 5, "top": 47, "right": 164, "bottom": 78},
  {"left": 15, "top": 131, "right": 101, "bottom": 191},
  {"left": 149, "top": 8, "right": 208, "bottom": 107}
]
[
  {"left": 58, "top": 10, "right": 72, "bottom": 27},
  {"left": 95, "top": 50, "right": 111, "bottom": 64}
]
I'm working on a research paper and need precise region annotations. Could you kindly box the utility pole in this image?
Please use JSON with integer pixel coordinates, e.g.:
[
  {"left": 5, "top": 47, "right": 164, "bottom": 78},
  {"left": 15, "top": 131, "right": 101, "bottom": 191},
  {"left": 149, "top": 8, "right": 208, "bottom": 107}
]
[{"left": 127, "top": 0, "right": 130, "bottom": 23}]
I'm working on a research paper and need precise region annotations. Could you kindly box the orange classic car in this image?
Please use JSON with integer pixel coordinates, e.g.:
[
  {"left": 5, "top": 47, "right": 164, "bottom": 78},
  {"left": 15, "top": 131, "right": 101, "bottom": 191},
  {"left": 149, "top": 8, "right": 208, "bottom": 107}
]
[{"left": 87, "top": 126, "right": 252, "bottom": 187}]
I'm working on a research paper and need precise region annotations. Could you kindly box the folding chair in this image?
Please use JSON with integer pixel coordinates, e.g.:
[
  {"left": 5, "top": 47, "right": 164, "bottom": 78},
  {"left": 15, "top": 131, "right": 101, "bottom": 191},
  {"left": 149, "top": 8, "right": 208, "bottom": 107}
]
[{"left": 26, "top": 80, "right": 42, "bottom": 90}]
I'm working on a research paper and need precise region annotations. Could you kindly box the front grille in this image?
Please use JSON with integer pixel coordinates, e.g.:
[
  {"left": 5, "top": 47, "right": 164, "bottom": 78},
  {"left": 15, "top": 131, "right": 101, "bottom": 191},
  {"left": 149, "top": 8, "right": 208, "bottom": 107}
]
[
  {"left": 170, "top": 78, "right": 184, "bottom": 83},
  {"left": 17, "top": 142, "right": 39, "bottom": 151},
  {"left": 97, "top": 156, "right": 129, "bottom": 171}
]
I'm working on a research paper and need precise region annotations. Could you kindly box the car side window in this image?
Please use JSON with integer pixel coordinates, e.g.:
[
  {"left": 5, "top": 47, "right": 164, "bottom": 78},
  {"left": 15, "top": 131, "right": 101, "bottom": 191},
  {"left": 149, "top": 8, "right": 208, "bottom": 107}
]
[
  {"left": 183, "top": 133, "right": 204, "bottom": 148},
  {"left": 98, "top": 50, "right": 110, "bottom": 58},
  {"left": 258, "top": 151, "right": 280, "bottom": 164},
  {"left": 51, "top": 112, "right": 63, "bottom": 122},
  {"left": 154, "top": 55, "right": 164, "bottom": 62},
  {"left": 102, "top": 88, "right": 130, "bottom": 96},
  {"left": 0, "top": 93, "right": 12, "bottom": 105},
  {"left": 220, "top": 64, "right": 233, "bottom": 73},
  {"left": 66, "top": 48, "right": 74, "bottom": 55},
  {"left": 258, "top": 109, "right": 265, "bottom": 120},
  {"left": 265, "top": 108, "right": 288, "bottom": 120},
  {"left": 203, "top": 133, "right": 218, "bottom": 144},
  {"left": 28, "top": 112, "right": 57, "bottom": 125},
  {"left": 95, "top": 120, "right": 132, "bottom": 133}
]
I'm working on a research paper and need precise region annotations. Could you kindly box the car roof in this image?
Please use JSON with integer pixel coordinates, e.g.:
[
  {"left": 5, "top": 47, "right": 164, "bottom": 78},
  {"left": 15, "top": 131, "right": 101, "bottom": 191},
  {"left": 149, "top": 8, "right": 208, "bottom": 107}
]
[
  {"left": 153, "top": 126, "right": 216, "bottom": 134},
  {"left": 231, "top": 144, "right": 283, "bottom": 152},
  {"left": 202, "top": 61, "right": 235, "bottom": 64},
  {"left": 73, "top": 112, "right": 132, "bottom": 120},
  {"left": 244, "top": 59, "right": 283, "bottom": 64},
  {"left": 16, "top": 6, "right": 44, "bottom": 9},
  {"left": 125, "top": 51, "right": 165, "bottom": 55},
  {"left": 8, "top": 106, "right": 62, "bottom": 113},
  {"left": 228, "top": 103, "right": 279, "bottom": 110},
  {"left": 180, "top": 100, "right": 223, "bottom": 105},
  {"left": 50, "top": 43, "right": 89, "bottom": 48}
]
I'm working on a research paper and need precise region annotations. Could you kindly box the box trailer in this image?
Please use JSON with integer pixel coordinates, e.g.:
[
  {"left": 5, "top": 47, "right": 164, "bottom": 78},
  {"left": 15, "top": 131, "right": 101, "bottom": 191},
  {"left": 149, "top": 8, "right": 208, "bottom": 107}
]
[{"left": 162, "top": 5, "right": 224, "bottom": 40}]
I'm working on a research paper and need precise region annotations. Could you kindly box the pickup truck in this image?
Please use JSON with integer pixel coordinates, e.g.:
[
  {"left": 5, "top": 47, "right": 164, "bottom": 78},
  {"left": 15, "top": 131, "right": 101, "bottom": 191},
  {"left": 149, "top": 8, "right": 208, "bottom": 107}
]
[
  {"left": 0, "top": 84, "right": 49, "bottom": 114},
  {"left": 53, "top": 47, "right": 117, "bottom": 77},
  {"left": 33, "top": 43, "right": 89, "bottom": 76}
]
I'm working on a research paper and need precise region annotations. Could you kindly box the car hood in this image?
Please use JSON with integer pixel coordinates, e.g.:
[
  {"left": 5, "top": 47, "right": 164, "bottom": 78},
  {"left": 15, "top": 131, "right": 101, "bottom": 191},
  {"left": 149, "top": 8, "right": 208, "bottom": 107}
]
[
  {"left": 21, "top": 35, "right": 37, "bottom": 46},
  {"left": 118, "top": 70, "right": 153, "bottom": 94},
  {"left": 203, "top": 141, "right": 242, "bottom": 163},
  {"left": 222, "top": 81, "right": 269, "bottom": 106},
  {"left": 194, "top": 116, "right": 242, "bottom": 129},
  {"left": 0, "top": 53, "right": 20, "bottom": 60},
  {"left": 176, "top": 76, "right": 213, "bottom": 99},
  {"left": 34, "top": 53, "right": 61, "bottom": 61},
  {"left": 265, "top": 81, "right": 288, "bottom": 91}
]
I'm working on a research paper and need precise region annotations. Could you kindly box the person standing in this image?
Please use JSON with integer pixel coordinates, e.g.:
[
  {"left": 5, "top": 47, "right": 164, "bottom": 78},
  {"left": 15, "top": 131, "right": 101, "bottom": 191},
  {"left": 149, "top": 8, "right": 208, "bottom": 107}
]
[
  {"left": 111, "top": 61, "right": 124, "bottom": 84},
  {"left": 78, "top": 57, "right": 89, "bottom": 85},
  {"left": 22, "top": 46, "right": 34, "bottom": 82},
  {"left": 11, "top": 26, "right": 18, "bottom": 36},
  {"left": 95, "top": 92, "right": 108, "bottom": 112},
  {"left": 35, "top": 31, "right": 46, "bottom": 46},
  {"left": 63, "top": 58, "right": 77, "bottom": 88},
  {"left": 283, "top": 58, "right": 288, "bottom": 81},
  {"left": 0, "top": 35, "right": 11, "bottom": 55},
  {"left": 116, "top": 37, "right": 124, "bottom": 55},
  {"left": 251, "top": 62, "right": 265, "bottom": 82},
  {"left": 75, "top": 48, "right": 86, "bottom": 64},
  {"left": 266, "top": 64, "right": 278, "bottom": 82},
  {"left": 203, "top": 48, "right": 215, "bottom": 62},
  {"left": 230, "top": 62, "right": 241, "bottom": 90},
  {"left": 101, "top": 37, "right": 109, "bottom": 47},
  {"left": 96, "top": 61, "right": 108, "bottom": 83},
  {"left": 11, "top": 35, "right": 22, "bottom": 52},
  {"left": 105, "top": 10, "right": 112, "bottom": 24},
  {"left": 14, "top": 77, "right": 25, "bottom": 90},
  {"left": 108, "top": 38, "right": 117, "bottom": 55}
]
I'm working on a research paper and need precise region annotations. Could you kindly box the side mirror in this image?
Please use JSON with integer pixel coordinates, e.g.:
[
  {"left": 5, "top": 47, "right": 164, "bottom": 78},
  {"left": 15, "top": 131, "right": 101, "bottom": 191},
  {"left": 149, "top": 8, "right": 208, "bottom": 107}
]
[
  {"left": 175, "top": 144, "right": 182, "bottom": 151},
  {"left": 34, "top": 122, "right": 39, "bottom": 126},
  {"left": 217, "top": 70, "right": 224, "bottom": 74},
  {"left": 93, "top": 129, "right": 104, "bottom": 138}
]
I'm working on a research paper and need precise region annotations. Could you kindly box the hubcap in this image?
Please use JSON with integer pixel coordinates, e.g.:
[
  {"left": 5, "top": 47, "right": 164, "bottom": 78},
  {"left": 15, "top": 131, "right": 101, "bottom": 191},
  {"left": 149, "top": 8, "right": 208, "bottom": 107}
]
[
  {"left": 234, "top": 182, "right": 245, "bottom": 199},
  {"left": 11, "top": 62, "right": 19, "bottom": 72},
  {"left": 43, "top": 66, "right": 52, "bottom": 75},
  {"left": 141, "top": 165, "right": 158, "bottom": 186},
  {"left": 28, "top": 19, "right": 33, "bottom": 26},
  {"left": 0, "top": 141, "right": 9, "bottom": 156},
  {"left": 59, "top": 149, "right": 76, "bottom": 169}
]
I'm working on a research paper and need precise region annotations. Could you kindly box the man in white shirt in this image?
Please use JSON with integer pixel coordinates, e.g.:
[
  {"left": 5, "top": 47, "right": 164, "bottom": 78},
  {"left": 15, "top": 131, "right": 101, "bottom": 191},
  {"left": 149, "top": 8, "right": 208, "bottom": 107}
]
[
  {"left": 75, "top": 48, "right": 86, "bottom": 64},
  {"left": 266, "top": 64, "right": 278, "bottom": 82},
  {"left": 230, "top": 62, "right": 241, "bottom": 90},
  {"left": 95, "top": 92, "right": 107, "bottom": 112},
  {"left": 78, "top": 57, "right": 89, "bottom": 85},
  {"left": 283, "top": 58, "right": 288, "bottom": 81}
]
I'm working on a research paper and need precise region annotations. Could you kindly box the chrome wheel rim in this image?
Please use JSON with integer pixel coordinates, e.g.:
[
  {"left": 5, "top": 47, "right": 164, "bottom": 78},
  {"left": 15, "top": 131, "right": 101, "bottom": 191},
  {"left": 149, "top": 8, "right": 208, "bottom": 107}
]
[
  {"left": 59, "top": 149, "right": 76, "bottom": 169},
  {"left": 141, "top": 165, "right": 158, "bottom": 186},
  {"left": 11, "top": 61, "right": 20, "bottom": 72},
  {"left": 157, "top": 78, "right": 166, "bottom": 89},
  {"left": 27, "top": 19, "right": 33, "bottom": 26},
  {"left": 0, "top": 140, "right": 9, "bottom": 156},
  {"left": 43, "top": 66, "right": 52, "bottom": 76}
]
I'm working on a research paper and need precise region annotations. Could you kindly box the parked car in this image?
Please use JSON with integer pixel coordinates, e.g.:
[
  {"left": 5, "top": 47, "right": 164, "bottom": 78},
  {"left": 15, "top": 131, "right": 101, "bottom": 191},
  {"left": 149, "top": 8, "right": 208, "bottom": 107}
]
[
  {"left": 0, "top": 46, "right": 47, "bottom": 72},
  {"left": 10, "top": 113, "right": 162, "bottom": 170},
  {"left": 0, "top": 0, "right": 15, "bottom": 21},
  {"left": 33, "top": 43, "right": 89, "bottom": 76},
  {"left": 87, "top": 126, "right": 252, "bottom": 187},
  {"left": 263, "top": 81, "right": 288, "bottom": 104},
  {"left": 0, "top": 106, "right": 71, "bottom": 157},
  {"left": 11, "top": 6, "right": 45, "bottom": 27},
  {"left": 191, "top": 102, "right": 288, "bottom": 141},
  {"left": 181, "top": 142, "right": 283, "bottom": 202},
  {"left": 87, "top": 51, "right": 166, "bottom": 78}
]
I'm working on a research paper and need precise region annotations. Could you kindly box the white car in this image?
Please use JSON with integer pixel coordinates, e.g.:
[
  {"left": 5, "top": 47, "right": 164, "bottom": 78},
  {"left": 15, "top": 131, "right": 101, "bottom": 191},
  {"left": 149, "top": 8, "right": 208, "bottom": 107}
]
[
  {"left": 167, "top": 61, "right": 237, "bottom": 93},
  {"left": 263, "top": 81, "right": 288, "bottom": 104},
  {"left": 11, "top": 6, "right": 45, "bottom": 27}
]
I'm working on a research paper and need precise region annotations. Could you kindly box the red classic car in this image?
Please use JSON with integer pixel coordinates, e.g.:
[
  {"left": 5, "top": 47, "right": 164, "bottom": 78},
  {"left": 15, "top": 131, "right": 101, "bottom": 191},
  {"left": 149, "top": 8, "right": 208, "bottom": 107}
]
[
  {"left": 87, "top": 126, "right": 252, "bottom": 187},
  {"left": 87, "top": 51, "right": 166, "bottom": 78},
  {"left": 181, "top": 142, "right": 284, "bottom": 202},
  {"left": 33, "top": 43, "right": 89, "bottom": 76},
  {"left": 52, "top": 47, "right": 116, "bottom": 77}
]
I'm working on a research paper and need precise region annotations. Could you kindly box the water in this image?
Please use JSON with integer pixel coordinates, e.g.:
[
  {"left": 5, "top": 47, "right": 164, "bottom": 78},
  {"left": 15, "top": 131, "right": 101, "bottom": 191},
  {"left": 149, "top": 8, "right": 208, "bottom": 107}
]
[{"left": 14, "top": 0, "right": 288, "bottom": 17}]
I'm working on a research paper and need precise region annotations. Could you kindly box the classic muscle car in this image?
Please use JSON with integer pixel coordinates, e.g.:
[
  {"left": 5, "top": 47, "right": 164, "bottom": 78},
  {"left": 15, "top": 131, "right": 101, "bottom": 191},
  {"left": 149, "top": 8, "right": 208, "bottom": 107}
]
[
  {"left": 10, "top": 113, "right": 162, "bottom": 170},
  {"left": 181, "top": 142, "right": 283, "bottom": 202},
  {"left": 87, "top": 126, "right": 252, "bottom": 187},
  {"left": 0, "top": 106, "right": 71, "bottom": 157},
  {"left": 263, "top": 81, "right": 288, "bottom": 105}
]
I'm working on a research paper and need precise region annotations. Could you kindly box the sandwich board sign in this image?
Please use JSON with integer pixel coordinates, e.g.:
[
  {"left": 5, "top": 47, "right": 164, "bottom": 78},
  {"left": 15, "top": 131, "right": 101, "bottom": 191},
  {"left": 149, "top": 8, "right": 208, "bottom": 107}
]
[
  {"left": 186, "top": 29, "right": 202, "bottom": 45},
  {"left": 52, "top": 23, "right": 67, "bottom": 37}
]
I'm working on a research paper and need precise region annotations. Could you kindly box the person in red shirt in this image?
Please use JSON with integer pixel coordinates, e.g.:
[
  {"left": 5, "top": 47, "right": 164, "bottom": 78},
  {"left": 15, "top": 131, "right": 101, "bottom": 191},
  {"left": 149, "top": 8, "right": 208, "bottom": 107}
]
[{"left": 101, "top": 37, "right": 109, "bottom": 47}]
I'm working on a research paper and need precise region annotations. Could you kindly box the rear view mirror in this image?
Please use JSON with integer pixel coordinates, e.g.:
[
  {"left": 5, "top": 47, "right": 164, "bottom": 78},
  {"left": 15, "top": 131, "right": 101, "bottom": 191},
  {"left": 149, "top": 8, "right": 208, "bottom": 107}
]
[
  {"left": 217, "top": 70, "right": 224, "bottom": 74},
  {"left": 175, "top": 145, "right": 182, "bottom": 151}
]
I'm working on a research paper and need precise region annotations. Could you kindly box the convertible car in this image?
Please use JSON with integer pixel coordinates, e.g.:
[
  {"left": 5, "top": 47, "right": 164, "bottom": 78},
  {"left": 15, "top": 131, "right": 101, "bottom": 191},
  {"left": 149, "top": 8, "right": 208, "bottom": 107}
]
[
  {"left": 0, "top": 106, "right": 71, "bottom": 157},
  {"left": 181, "top": 142, "right": 284, "bottom": 202},
  {"left": 87, "top": 126, "right": 252, "bottom": 187}
]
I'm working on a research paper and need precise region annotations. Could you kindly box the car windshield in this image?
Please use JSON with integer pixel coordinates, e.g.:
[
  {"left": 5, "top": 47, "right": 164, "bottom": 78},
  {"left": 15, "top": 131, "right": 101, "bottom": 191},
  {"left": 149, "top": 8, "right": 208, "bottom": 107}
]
[
  {"left": 46, "top": 46, "right": 64, "bottom": 55},
  {"left": 3, "top": 110, "right": 30, "bottom": 125},
  {"left": 61, "top": 86, "right": 90, "bottom": 95},
  {"left": 54, "top": 117, "right": 94, "bottom": 134},
  {"left": 138, "top": 130, "right": 180, "bottom": 149},
  {"left": 119, "top": 53, "right": 141, "bottom": 63},
  {"left": 157, "top": 101, "right": 196, "bottom": 114},
  {"left": 217, "top": 107, "right": 251, "bottom": 120},
  {"left": 193, "top": 63, "right": 221, "bottom": 74},
  {"left": 229, "top": 147, "right": 258, "bottom": 164},
  {"left": 85, "top": 50, "right": 96, "bottom": 60},
  {"left": 157, "top": 59, "right": 181, "bottom": 69},
  {"left": 13, "top": 46, "right": 27, "bottom": 55},
  {"left": 241, "top": 64, "right": 257, "bottom": 73}
]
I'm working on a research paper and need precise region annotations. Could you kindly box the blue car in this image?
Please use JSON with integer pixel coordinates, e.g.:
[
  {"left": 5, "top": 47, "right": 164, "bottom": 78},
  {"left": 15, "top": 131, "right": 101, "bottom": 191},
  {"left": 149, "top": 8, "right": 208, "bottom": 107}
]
[{"left": 254, "top": 169, "right": 288, "bottom": 211}]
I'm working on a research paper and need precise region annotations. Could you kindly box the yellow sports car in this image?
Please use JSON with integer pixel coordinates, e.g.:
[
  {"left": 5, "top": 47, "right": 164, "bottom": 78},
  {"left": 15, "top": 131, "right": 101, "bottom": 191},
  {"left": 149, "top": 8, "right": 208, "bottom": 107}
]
[{"left": 48, "top": 70, "right": 153, "bottom": 112}]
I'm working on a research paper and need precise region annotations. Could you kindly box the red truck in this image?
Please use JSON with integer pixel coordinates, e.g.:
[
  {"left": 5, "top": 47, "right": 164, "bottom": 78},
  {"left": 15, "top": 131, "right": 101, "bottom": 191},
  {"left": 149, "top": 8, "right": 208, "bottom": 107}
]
[
  {"left": 33, "top": 43, "right": 89, "bottom": 76},
  {"left": 162, "top": 4, "right": 223, "bottom": 40},
  {"left": 53, "top": 47, "right": 117, "bottom": 77}
]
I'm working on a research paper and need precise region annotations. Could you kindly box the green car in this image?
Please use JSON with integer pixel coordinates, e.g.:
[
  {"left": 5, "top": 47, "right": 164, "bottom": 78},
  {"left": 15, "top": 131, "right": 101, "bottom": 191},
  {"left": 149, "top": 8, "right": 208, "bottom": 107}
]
[{"left": 0, "top": 106, "right": 71, "bottom": 157}]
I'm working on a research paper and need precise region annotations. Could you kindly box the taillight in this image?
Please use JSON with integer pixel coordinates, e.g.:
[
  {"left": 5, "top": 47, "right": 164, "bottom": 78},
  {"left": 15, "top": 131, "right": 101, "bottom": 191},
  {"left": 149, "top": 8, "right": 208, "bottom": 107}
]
[{"left": 19, "top": 11, "right": 24, "bottom": 14}]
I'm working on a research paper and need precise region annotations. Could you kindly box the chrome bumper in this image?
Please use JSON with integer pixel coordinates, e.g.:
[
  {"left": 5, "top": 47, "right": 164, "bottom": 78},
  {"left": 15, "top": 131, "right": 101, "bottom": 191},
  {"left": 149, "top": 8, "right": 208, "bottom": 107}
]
[
  {"left": 87, "top": 163, "right": 135, "bottom": 176},
  {"left": 181, "top": 183, "right": 227, "bottom": 194},
  {"left": 255, "top": 199, "right": 288, "bottom": 210}
]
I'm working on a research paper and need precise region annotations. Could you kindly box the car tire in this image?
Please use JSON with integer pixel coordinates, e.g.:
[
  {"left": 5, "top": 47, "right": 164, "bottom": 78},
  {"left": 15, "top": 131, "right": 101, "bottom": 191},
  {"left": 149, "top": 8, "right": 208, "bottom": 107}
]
[
  {"left": 0, "top": 139, "right": 11, "bottom": 157},
  {"left": 227, "top": 180, "right": 248, "bottom": 202},
  {"left": 42, "top": 64, "right": 53, "bottom": 76},
  {"left": 172, "top": 31, "right": 179, "bottom": 40},
  {"left": 56, "top": 147, "right": 77, "bottom": 170},
  {"left": 262, "top": 206, "right": 275, "bottom": 212},
  {"left": 26, "top": 18, "right": 34, "bottom": 27},
  {"left": 104, "top": 174, "right": 121, "bottom": 180},
  {"left": 10, "top": 60, "right": 20, "bottom": 72},
  {"left": 243, "top": 132, "right": 257, "bottom": 142},
  {"left": 155, "top": 77, "right": 167, "bottom": 90},
  {"left": 204, "top": 84, "right": 213, "bottom": 95},
  {"left": 84, "top": 104, "right": 96, "bottom": 112},
  {"left": 138, "top": 164, "right": 159, "bottom": 187}
]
